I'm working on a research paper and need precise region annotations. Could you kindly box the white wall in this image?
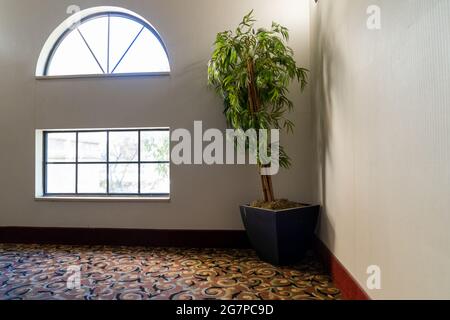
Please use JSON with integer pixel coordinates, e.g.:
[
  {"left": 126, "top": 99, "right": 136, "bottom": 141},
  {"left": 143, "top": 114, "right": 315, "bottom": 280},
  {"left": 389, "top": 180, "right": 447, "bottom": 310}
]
[
  {"left": 311, "top": 0, "right": 450, "bottom": 299},
  {"left": 0, "top": 0, "right": 312, "bottom": 230}
]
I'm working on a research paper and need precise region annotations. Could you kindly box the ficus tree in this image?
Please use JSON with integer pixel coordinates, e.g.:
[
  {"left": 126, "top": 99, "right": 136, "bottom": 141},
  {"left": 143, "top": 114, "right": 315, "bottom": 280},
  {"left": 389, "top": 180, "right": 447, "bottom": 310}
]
[{"left": 208, "top": 11, "right": 308, "bottom": 203}]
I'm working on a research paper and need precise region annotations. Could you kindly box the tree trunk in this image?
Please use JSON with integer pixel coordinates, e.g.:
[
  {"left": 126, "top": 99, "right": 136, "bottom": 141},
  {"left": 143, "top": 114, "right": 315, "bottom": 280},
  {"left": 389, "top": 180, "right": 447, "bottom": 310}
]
[
  {"left": 247, "top": 58, "right": 275, "bottom": 203},
  {"left": 260, "top": 174, "right": 275, "bottom": 203}
]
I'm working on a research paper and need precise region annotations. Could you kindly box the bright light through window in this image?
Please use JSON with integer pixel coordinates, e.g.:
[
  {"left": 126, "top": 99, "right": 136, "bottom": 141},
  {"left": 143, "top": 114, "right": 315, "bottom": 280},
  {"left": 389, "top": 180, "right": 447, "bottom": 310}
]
[
  {"left": 45, "top": 13, "right": 170, "bottom": 76},
  {"left": 44, "top": 129, "right": 170, "bottom": 197}
]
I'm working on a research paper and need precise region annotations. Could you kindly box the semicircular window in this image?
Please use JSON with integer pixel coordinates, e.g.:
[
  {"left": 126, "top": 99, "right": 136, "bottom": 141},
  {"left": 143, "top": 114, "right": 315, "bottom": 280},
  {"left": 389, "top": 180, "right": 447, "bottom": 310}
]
[{"left": 42, "top": 12, "right": 170, "bottom": 76}]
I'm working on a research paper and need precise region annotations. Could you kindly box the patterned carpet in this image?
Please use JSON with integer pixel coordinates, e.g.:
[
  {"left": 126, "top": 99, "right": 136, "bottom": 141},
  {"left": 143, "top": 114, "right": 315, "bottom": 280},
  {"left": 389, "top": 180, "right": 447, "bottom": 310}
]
[{"left": 0, "top": 244, "right": 341, "bottom": 300}]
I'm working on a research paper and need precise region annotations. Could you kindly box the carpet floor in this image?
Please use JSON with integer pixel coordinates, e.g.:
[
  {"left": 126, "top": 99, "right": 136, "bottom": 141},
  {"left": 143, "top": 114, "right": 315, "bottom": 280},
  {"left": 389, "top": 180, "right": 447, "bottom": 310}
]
[{"left": 0, "top": 244, "right": 341, "bottom": 300}]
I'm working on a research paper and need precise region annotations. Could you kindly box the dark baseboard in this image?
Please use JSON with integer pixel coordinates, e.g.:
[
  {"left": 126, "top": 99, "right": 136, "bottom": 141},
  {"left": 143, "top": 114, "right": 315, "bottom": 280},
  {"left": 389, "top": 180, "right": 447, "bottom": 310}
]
[
  {"left": 314, "top": 237, "right": 371, "bottom": 300},
  {"left": 0, "top": 227, "right": 250, "bottom": 249}
]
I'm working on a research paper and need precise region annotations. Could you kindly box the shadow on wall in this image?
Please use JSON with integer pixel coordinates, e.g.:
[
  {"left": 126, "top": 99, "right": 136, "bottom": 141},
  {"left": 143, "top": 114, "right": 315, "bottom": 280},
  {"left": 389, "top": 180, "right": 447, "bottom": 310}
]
[{"left": 312, "top": 0, "right": 348, "bottom": 252}]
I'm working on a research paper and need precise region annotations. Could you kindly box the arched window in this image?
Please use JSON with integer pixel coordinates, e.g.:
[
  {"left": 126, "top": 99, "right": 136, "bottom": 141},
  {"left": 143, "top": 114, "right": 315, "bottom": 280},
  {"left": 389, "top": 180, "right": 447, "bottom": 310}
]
[{"left": 36, "top": 7, "right": 171, "bottom": 77}]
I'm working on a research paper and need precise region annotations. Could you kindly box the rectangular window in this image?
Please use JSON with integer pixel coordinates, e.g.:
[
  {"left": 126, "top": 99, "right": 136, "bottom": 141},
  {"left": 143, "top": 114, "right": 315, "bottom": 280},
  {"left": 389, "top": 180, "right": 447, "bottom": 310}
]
[{"left": 41, "top": 128, "right": 170, "bottom": 198}]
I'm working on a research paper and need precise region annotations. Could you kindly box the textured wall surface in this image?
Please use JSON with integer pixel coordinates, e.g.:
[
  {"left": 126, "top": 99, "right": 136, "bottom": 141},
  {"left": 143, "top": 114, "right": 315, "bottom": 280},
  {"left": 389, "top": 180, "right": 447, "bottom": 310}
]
[
  {"left": 0, "top": 0, "right": 312, "bottom": 230},
  {"left": 311, "top": 0, "right": 450, "bottom": 299}
]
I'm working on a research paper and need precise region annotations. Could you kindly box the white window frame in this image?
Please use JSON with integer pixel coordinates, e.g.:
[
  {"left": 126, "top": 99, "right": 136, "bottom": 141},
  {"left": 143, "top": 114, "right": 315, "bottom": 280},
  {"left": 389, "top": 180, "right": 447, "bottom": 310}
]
[
  {"left": 35, "top": 128, "right": 171, "bottom": 202},
  {"left": 36, "top": 6, "right": 171, "bottom": 79}
]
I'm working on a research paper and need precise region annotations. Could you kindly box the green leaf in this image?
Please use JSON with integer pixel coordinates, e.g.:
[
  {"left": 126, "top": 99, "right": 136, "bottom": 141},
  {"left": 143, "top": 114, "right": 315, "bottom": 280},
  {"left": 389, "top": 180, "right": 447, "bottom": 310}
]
[{"left": 207, "top": 10, "right": 309, "bottom": 173}]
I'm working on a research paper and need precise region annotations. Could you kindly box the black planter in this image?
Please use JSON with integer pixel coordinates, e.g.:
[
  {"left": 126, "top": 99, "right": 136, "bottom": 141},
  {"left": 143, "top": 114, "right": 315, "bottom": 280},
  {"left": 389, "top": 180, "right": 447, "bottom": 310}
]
[{"left": 240, "top": 204, "right": 320, "bottom": 266}]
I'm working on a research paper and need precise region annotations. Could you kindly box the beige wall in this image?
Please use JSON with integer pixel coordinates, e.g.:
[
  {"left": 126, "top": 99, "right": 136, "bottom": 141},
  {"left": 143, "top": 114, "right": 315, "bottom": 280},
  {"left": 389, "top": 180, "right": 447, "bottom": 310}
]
[
  {"left": 0, "top": 0, "right": 312, "bottom": 229},
  {"left": 311, "top": 0, "right": 450, "bottom": 299}
]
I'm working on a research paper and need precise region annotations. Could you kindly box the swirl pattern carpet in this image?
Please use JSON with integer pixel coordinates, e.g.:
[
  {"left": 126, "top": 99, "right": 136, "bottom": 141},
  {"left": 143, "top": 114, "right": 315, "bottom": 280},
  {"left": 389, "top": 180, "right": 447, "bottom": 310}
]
[{"left": 0, "top": 244, "right": 341, "bottom": 300}]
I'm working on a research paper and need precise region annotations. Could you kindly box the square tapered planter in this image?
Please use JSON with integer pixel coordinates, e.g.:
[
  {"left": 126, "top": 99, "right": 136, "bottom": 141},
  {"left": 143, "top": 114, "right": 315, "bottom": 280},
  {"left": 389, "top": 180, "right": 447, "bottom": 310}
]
[{"left": 240, "top": 204, "right": 320, "bottom": 266}]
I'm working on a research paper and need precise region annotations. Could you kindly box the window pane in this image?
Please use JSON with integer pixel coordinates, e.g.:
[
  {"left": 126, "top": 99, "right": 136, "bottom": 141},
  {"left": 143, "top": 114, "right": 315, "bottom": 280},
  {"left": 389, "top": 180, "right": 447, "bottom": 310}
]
[
  {"left": 78, "top": 164, "right": 107, "bottom": 194},
  {"left": 141, "top": 164, "right": 170, "bottom": 194},
  {"left": 47, "top": 133, "right": 76, "bottom": 162},
  {"left": 78, "top": 132, "right": 107, "bottom": 162},
  {"left": 46, "top": 164, "right": 76, "bottom": 193},
  {"left": 141, "top": 131, "right": 170, "bottom": 162},
  {"left": 44, "top": 13, "right": 171, "bottom": 77},
  {"left": 109, "top": 164, "right": 138, "bottom": 193},
  {"left": 47, "top": 29, "right": 103, "bottom": 76},
  {"left": 78, "top": 16, "right": 109, "bottom": 72},
  {"left": 113, "top": 28, "right": 170, "bottom": 73},
  {"left": 109, "top": 131, "right": 139, "bottom": 162},
  {"left": 109, "top": 16, "right": 143, "bottom": 71}
]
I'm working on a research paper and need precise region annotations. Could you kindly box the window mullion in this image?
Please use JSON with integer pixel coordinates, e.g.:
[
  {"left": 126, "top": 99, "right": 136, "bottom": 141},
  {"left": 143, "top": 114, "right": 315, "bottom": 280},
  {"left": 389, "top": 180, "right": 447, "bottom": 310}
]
[
  {"left": 107, "top": 131, "right": 110, "bottom": 195},
  {"left": 138, "top": 130, "right": 141, "bottom": 194},
  {"left": 75, "top": 132, "right": 79, "bottom": 194},
  {"left": 43, "top": 132, "right": 48, "bottom": 195},
  {"left": 111, "top": 26, "right": 145, "bottom": 73},
  {"left": 77, "top": 29, "right": 106, "bottom": 74}
]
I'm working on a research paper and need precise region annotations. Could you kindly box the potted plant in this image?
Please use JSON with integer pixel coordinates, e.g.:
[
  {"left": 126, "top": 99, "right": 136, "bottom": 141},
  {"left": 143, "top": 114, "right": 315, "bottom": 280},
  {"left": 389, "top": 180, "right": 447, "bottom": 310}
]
[{"left": 208, "top": 11, "right": 319, "bottom": 265}]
